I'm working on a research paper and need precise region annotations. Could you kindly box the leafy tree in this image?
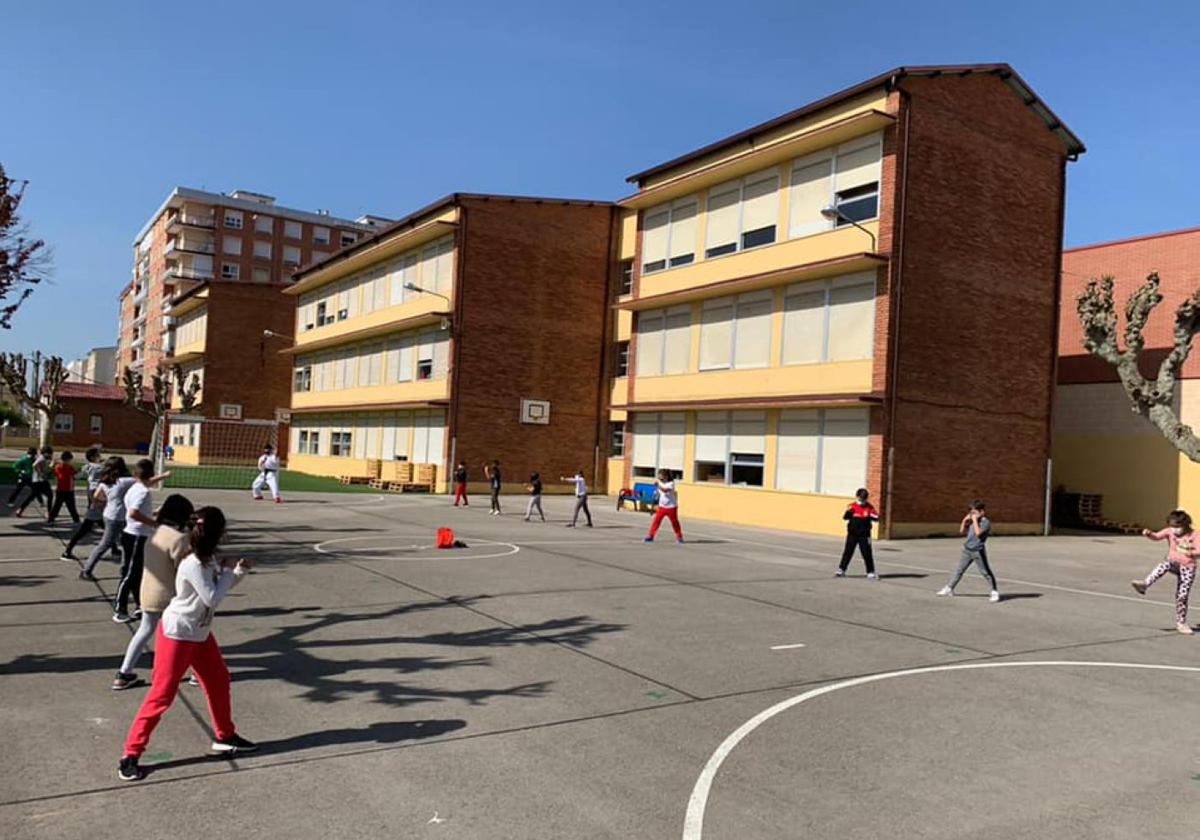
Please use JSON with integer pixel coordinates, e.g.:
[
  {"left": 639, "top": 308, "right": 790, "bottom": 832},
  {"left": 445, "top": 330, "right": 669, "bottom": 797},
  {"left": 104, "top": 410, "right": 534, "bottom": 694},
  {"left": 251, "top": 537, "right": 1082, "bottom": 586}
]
[
  {"left": 0, "top": 165, "right": 49, "bottom": 328},
  {"left": 1077, "top": 272, "right": 1200, "bottom": 460}
]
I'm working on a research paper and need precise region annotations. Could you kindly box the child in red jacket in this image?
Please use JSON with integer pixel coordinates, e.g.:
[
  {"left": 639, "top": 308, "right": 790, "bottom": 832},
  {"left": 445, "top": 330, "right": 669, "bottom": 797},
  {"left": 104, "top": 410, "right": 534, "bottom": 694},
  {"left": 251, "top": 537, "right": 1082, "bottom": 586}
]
[{"left": 837, "top": 488, "right": 880, "bottom": 579}]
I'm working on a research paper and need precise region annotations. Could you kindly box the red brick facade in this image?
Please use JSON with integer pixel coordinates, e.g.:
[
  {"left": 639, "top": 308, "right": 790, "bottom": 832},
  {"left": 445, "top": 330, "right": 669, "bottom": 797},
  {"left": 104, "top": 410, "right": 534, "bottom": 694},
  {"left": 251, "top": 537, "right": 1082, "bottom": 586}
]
[{"left": 52, "top": 384, "right": 155, "bottom": 452}]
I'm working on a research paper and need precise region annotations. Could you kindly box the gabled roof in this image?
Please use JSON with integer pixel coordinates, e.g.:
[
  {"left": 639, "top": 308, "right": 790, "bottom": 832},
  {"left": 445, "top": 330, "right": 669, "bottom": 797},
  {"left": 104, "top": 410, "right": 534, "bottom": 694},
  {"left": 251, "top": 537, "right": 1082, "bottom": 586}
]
[
  {"left": 626, "top": 63, "right": 1085, "bottom": 186},
  {"left": 58, "top": 381, "right": 151, "bottom": 402}
]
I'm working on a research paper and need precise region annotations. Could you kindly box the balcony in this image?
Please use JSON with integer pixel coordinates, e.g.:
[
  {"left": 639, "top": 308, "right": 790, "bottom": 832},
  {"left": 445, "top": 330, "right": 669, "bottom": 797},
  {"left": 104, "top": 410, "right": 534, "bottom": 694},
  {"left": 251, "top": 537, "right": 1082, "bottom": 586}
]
[
  {"left": 164, "top": 237, "right": 216, "bottom": 260},
  {"left": 167, "top": 212, "right": 216, "bottom": 231},
  {"left": 133, "top": 284, "right": 148, "bottom": 304},
  {"left": 164, "top": 266, "right": 215, "bottom": 283}
]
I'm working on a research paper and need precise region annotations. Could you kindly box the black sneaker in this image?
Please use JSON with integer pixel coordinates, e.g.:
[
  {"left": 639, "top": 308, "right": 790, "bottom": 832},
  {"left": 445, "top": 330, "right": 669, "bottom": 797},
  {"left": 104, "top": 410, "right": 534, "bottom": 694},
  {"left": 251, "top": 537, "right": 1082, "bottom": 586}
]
[
  {"left": 111, "top": 671, "right": 140, "bottom": 690},
  {"left": 112, "top": 612, "right": 134, "bottom": 624},
  {"left": 117, "top": 755, "right": 143, "bottom": 781},
  {"left": 211, "top": 733, "right": 258, "bottom": 755},
  {"left": 78, "top": 571, "right": 97, "bottom": 581},
  {"left": 59, "top": 551, "right": 76, "bottom": 562}
]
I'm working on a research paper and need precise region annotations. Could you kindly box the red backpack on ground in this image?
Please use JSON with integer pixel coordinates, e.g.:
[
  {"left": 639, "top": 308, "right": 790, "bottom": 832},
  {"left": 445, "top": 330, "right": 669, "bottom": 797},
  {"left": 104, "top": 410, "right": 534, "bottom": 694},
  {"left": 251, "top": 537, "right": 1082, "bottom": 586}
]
[{"left": 436, "top": 527, "right": 456, "bottom": 549}]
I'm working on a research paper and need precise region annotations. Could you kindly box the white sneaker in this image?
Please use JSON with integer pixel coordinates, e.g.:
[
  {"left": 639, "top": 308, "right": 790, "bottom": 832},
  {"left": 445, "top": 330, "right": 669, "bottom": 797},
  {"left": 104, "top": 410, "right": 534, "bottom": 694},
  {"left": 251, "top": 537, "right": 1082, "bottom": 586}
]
[
  {"left": 936, "top": 586, "right": 954, "bottom": 596},
  {"left": 989, "top": 590, "right": 1001, "bottom": 603},
  {"left": 834, "top": 569, "right": 846, "bottom": 578},
  {"left": 866, "top": 573, "right": 878, "bottom": 580}
]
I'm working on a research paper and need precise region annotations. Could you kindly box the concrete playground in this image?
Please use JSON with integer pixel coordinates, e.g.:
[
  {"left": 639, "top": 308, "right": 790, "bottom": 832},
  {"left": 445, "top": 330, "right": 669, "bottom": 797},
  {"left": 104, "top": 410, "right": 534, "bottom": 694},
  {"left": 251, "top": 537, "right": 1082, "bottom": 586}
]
[{"left": 1, "top": 487, "right": 1197, "bottom": 839}]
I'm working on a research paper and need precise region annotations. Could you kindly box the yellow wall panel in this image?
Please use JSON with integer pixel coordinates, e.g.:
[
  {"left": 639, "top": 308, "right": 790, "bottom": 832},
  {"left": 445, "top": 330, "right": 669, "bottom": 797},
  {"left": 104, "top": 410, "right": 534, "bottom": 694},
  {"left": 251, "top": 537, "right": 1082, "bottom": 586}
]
[
  {"left": 633, "top": 360, "right": 872, "bottom": 403},
  {"left": 675, "top": 481, "right": 852, "bottom": 537},
  {"left": 292, "top": 378, "right": 449, "bottom": 410}
]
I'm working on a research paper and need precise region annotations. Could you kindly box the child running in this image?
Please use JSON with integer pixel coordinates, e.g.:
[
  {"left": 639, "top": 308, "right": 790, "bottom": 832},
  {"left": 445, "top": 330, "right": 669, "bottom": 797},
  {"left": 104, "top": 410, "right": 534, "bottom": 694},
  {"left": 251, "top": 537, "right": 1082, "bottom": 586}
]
[
  {"left": 524, "top": 472, "right": 545, "bottom": 522},
  {"left": 6, "top": 446, "right": 37, "bottom": 507},
  {"left": 112, "top": 494, "right": 195, "bottom": 690},
  {"left": 80, "top": 457, "right": 134, "bottom": 581},
  {"left": 836, "top": 488, "right": 880, "bottom": 579},
  {"left": 62, "top": 448, "right": 104, "bottom": 560},
  {"left": 117, "top": 506, "right": 257, "bottom": 781},
  {"left": 562, "top": 468, "right": 592, "bottom": 528},
  {"left": 644, "top": 470, "right": 683, "bottom": 544},
  {"left": 453, "top": 462, "right": 469, "bottom": 507},
  {"left": 47, "top": 450, "right": 80, "bottom": 525},
  {"left": 15, "top": 446, "right": 54, "bottom": 518},
  {"left": 937, "top": 500, "right": 1000, "bottom": 602},
  {"left": 113, "top": 459, "right": 170, "bottom": 623},
  {"left": 250, "top": 445, "right": 282, "bottom": 504},
  {"left": 1132, "top": 509, "right": 1199, "bottom": 634}
]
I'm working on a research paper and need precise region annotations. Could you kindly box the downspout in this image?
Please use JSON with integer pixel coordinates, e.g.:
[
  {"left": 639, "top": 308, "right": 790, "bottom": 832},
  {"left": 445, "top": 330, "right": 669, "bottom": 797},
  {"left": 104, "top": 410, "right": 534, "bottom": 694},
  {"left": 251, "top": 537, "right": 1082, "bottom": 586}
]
[
  {"left": 883, "top": 81, "right": 913, "bottom": 541},
  {"left": 1045, "top": 155, "right": 1069, "bottom": 535},
  {"left": 447, "top": 205, "right": 468, "bottom": 493},
  {"left": 593, "top": 206, "right": 619, "bottom": 492}
]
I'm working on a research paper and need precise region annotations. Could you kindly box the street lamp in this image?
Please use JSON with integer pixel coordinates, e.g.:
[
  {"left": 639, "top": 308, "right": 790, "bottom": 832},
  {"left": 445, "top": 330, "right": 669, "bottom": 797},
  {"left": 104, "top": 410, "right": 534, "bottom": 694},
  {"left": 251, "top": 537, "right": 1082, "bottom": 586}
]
[
  {"left": 403, "top": 281, "right": 452, "bottom": 308},
  {"left": 821, "top": 206, "right": 877, "bottom": 252}
]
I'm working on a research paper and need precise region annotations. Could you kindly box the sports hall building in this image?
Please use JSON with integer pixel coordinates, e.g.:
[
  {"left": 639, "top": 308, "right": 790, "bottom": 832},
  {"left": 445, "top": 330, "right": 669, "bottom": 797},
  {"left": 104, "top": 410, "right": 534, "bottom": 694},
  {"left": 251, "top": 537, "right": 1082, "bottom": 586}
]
[
  {"left": 1055, "top": 225, "right": 1200, "bottom": 529},
  {"left": 282, "top": 194, "right": 613, "bottom": 493},
  {"left": 605, "top": 64, "right": 1084, "bottom": 537}
]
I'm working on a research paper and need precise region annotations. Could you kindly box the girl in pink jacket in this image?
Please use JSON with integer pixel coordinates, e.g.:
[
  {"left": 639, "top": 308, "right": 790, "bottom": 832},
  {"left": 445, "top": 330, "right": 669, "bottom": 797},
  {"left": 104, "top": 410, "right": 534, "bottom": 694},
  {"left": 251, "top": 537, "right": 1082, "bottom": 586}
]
[{"left": 1132, "top": 509, "right": 1198, "bottom": 634}]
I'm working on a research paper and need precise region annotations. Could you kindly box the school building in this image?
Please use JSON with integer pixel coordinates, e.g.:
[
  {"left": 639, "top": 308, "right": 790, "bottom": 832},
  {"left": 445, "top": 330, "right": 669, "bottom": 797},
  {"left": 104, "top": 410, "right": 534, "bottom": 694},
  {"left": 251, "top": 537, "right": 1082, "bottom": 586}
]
[
  {"left": 606, "top": 64, "right": 1084, "bottom": 537},
  {"left": 1055, "top": 225, "right": 1200, "bottom": 529},
  {"left": 282, "top": 194, "right": 613, "bottom": 492},
  {"left": 163, "top": 279, "right": 297, "bottom": 464}
]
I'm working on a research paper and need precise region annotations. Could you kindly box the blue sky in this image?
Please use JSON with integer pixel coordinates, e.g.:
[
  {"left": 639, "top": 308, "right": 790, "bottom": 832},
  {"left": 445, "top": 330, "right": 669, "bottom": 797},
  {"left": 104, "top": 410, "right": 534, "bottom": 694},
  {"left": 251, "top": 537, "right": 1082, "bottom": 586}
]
[{"left": 3, "top": 0, "right": 1198, "bottom": 362}]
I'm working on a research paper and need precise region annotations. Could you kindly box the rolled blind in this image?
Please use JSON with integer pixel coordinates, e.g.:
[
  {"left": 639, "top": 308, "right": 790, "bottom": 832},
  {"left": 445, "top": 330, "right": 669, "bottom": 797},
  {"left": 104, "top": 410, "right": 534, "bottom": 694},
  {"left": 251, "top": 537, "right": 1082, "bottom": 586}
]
[
  {"left": 741, "top": 172, "right": 778, "bottom": 234},
  {"left": 393, "top": 411, "right": 411, "bottom": 458},
  {"left": 658, "top": 413, "right": 686, "bottom": 470},
  {"left": 820, "top": 409, "right": 869, "bottom": 495},
  {"left": 781, "top": 286, "right": 827, "bottom": 365},
  {"left": 776, "top": 410, "right": 821, "bottom": 492},
  {"left": 694, "top": 412, "right": 729, "bottom": 462},
  {"left": 435, "top": 240, "right": 455, "bottom": 293},
  {"left": 705, "top": 185, "right": 740, "bottom": 254},
  {"left": 382, "top": 418, "right": 396, "bottom": 461},
  {"left": 733, "top": 293, "right": 772, "bottom": 369},
  {"left": 432, "top": 332, "right": 450, "bottom": 378},
  {"left": 632, "top": 414, "right": 658, "bottom": 468},
  {"left": 835, "top": 135, "right": 881, "bottom": 191},
  {"left": 730, "top": 410, "right": 767, "bottom": 454},
  {"left": 827, "top": 276, "right": 875, "bottom": 361},
  {"left": 425, "top": 411, "right": 446, "bottom": 466},
  {"left": 663, "top": 306, "right": 692, "bottom": 374},
  {"left": 642, "top": 209, "right": 669, "bottom": 269},
  {"left": 699, "top": 299, "right": 734, "bottom": 370},
  {"left": 789, "top": 157, "right": 833, "bottom": 237},
  {"left": 636, "top": 310, "right": 665, "bottom": 376},
  {"left": 668, "top": 201, "right": 698, "bottom": 262}
]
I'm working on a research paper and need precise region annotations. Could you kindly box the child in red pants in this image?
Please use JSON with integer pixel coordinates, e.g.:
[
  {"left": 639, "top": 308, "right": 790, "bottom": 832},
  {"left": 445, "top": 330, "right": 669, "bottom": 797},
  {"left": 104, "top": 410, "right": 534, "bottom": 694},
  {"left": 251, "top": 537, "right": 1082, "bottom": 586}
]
[
  {"left": 118, "top": 506, "right": 256, "bottom": 781},
  {"left": 644, "top": 469, "right": 683, "bottom": 544}
]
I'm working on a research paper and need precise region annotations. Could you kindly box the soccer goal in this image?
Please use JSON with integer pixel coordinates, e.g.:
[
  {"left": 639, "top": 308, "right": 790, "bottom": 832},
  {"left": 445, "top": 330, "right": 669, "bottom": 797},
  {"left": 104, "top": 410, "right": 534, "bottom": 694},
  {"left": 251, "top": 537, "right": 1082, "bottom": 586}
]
[{"left": 161, "top": 413, "right": 282, "bottom": 490}]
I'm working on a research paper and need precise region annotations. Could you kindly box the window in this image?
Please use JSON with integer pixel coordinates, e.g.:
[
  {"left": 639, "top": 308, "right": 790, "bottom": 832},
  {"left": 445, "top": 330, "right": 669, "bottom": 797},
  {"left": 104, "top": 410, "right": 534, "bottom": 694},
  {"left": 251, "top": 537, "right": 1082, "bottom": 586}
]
[
  {"left": 788, "top": 132, "right": 881, "bottom": 239},
  {"left": 90, "top": 414, "right": 102, "bottom": 434},
  {"left": 330, "top": 431, "right": 353, "bottom": 457},
  {"left": 411, "top": 409, "right": 446, "bottom": 464},
  {"left": 781, "top": 272, "right": 876, "bottom": 365},
  {"left": 283, "top": 245, "right": 301, "bottom": 265},
  {"left": 284, "top": 220, "right": 302, "bottom": 240},
  {"left": 253, "top": 240, "right": 271, "bottom": 259},
  {"left": 365, "top": 269, "right": 387, "bottom": 313},
  {"left": 693, "top": 411, "right": 766, "bottom": 487},
  {"left": 224, "top": 210, "right": 243, "bottom": 229},
  {"left": 311, "top": 250, "right": 330, "bottom": 264},
  {"left": 254, "top": 215, "right": 273, "bottom": 234},
  {"left": 698, "top": 291, "right": 772, "bottom": 371},
  {"left": 222, "top": 237, "right": 242, "bottom": 256},
  {"left": 615, "top": 341, "right": 630, "bottom": 377},
  {"left": 635, "top": 306, "right": 691, "bottom": 377},
  {"left": 315, "top": 301, "right": 330, "bottom": 327},
  {"left": 313, "top": 226, "right": 330, "bottom": 245},
  {"left": 641, "top": 198, "right": 698, "bottom": 273},
  {"left": 416, "top": 329, "right": 436, "bottom": 380},
  {"left": 252, "top": 267, "right": 270, "bottom": 284},
  {"left": 54, "top": 413, "right": 74, "bottom": 433},
  {"left": 221, "top": 263, "right": 240, "bottom": 280},
  {"left": 363, "top": 343, "right": 383, "bottom": 386},
  {"left": 389, "top": 254, "right": 418, "bottom": 306},
  {"left": 298, "top": 429, "right": 319, "bottom": 455},
  {"left": 419, "top": 237, "right": 454, "bottom": 293},
  {"left": 704, "top": 169, "right": 779, "bottom": 258},
  {"left": 630, "top": 412, "right": 685, "bottom": 479},
  {"left": 776, "top": 408, "right": 869, "bottom": 495},
  {"left": 336, "top": 279, "right": 357, "bottom": 320},
  {"left": 619, "top": 260, "right": 634, "bottom": 296},
  {"left": 609, "top": 422, "right": 626, "bottom": 457},
  {"left": 389, "top": 333, "right": 415, "bottom": 382},
  {"left": 340, "top": 232, "right": 357, "bottom": 248},
  {"left": 293, "top": 364, "right": 312, "bottom": 392}
]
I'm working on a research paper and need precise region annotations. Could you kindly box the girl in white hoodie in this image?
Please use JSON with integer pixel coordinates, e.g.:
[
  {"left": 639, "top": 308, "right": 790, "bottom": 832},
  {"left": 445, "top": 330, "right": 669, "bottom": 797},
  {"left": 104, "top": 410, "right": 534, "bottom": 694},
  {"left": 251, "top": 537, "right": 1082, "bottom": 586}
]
[{"left": 118, "top": 506, "right": 256, "bottom": 781}]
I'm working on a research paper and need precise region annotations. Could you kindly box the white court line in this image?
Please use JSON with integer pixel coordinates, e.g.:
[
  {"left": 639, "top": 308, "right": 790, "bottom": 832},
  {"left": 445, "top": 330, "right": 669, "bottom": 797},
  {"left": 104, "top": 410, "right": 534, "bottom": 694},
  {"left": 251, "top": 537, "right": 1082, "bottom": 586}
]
[
  {"left": 769, "top": 643, "right": 806, "bottom": 651},
  {"left": 687, "top": 529, "right": 1173, "bottom": 608},
  {"left": 682, "top": 660, "right": 1200, "bottom": 840}
]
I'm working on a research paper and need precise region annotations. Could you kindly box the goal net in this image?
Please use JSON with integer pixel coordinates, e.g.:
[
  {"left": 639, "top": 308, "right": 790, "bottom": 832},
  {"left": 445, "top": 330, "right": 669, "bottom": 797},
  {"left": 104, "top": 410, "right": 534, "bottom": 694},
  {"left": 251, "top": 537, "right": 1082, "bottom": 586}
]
[{"left": 161, "top": 413, "right": 282, "bottom": 490}]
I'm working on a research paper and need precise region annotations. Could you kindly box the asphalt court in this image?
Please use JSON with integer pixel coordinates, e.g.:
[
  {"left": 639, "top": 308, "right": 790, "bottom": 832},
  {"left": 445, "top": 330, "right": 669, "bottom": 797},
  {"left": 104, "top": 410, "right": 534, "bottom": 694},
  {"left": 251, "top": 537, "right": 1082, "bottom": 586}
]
[{"left": 2, "top": 488, "right": 1199, "bottom": 839}]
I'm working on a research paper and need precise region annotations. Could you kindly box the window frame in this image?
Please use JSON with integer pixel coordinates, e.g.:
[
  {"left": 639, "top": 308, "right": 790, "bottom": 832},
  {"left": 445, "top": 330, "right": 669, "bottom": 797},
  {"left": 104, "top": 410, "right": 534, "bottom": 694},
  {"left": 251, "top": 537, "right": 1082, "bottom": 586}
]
[
  {"left": 698, "top": 291, "right": 773, "bottom": 372},
  {"left": 284, "top": 220, "right": 303, "bottom": 240},
  {"left": 641, "top": 196, "right": 699, "bottom": 275},
  {"left": 220, "top": 263, "right": 240, "bottom": 280},
  {"left": 223, "top": 210, "right": 243, "bottom": 229},
  {"left": 54, "top": 413, "right": 74, "bottom": 433},
  {"left": 89, "top": 414, "right": 103, "bottom": 434},
  {"left": 775, "top": 407, "right": 869, "bottom": 495},
  {"left": 615, "top": 341, "right": 630, "bottom": 378},
  {"left": 787, "top": 132, "right": 882, "bottom": 240},
  {"left": 313, "top": 226, "right": 331, "bottom": 245},
  {"left": 781, "top": 272, "right": 876, "bottom": 366},
  {"left": 703, "top": 168, "right": 780, "bottom": 260},
  {"left": 609, "top": 421, "right": 626, "bottom": 458},
  {"left": 691, "top": 411, "right": 766, "bottom": 488},
  {"left": 340, "top": 231, "right": 358, "bottom": 248}
]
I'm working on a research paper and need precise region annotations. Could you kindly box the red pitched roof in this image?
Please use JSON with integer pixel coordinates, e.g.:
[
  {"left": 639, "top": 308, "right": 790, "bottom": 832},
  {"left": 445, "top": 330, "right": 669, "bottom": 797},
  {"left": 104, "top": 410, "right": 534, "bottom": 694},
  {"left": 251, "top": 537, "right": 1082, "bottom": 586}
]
[{"left": 57, "top": 381, "right": 151, "bottom": 402}]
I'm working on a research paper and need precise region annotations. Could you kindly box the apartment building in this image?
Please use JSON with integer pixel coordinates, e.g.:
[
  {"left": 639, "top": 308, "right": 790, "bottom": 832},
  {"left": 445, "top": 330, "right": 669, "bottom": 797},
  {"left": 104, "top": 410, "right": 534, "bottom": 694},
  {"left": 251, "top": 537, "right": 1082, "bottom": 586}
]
[
  {"left": 607, "top": 64, "right": 1083, "bottom": 537},
  {"left": 118, "top": 187, "right": 385, "bottom": 377},
  {"left": 163, "top": 279, "right": 298, "bottom": 464},
  {"left": 283, "top": 193, "right": 613, "bottom": 491},
  {"left": 1055, "top": 225, "right": 1200, "bottom": 528},
  {"left": 66, "top": 346, "right": 117, "bottom": 385}
]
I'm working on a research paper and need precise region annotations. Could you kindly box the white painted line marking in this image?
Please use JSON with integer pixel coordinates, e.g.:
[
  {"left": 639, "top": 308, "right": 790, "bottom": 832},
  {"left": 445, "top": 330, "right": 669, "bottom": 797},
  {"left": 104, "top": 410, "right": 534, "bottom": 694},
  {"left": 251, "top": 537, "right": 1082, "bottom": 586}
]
[
  {"left": 769, "top": 643, "right": 806, "bottom": 651},
  {"left": 682, "top": 660, "right": 1200, "bottom": 840},
  {"left": 312, "top": 534, "right": 520, "bottom": 562}
]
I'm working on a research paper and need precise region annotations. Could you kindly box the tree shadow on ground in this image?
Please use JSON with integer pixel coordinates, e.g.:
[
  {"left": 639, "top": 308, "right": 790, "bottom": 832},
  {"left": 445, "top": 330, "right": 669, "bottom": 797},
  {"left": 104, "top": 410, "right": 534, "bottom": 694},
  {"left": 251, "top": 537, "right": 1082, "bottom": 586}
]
[{"left": 0, "top": 574, "right": 56, "bottom": 587}]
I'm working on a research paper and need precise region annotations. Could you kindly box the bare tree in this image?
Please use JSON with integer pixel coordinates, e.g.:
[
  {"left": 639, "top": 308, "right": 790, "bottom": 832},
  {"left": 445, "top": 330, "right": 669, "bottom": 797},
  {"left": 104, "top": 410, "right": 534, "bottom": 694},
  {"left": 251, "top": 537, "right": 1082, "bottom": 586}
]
[
  {"left": 171, "top": 364, "right": 201, "bottom": 412},
  {"left": 1077, "top": 272, "right": 1200, "bottom": 460},
  {"left": 0, "top": 165, "right": 50, "bottom": 328},
  {"left": 0, "top": 353, "right": 68, "bottom": 445},
  {"left": 122, "top": 366, "right": 172, "bottom": 472}
]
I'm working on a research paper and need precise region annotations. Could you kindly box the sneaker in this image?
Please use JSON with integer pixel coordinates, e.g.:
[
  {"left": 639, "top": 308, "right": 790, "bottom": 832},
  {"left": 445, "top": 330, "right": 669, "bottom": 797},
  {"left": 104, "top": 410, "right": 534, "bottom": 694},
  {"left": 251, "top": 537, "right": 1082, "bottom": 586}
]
[
  {"left": 111, "top": 672, "right": 140, "bottom": 690},
  {"left": 1131, "top": 580, "right": 1148, "bottom": 595},
  {"left": 675, "top": 538, "right": 684, "bottom": 545},
  {"left": 274, "top": 498, "right": 282, "bottom": 504},
  {"left": 14, "top": 509, "right": 23, "bottom": 518},
  {"left": 78, "top": 571, "right": 97, "bottom": 582},
  {"left": 565, "top": 523, "right": 576, "bottom": 528},
  {"left": 989, "top": 590, "right": 1001, "bottom": 603},
  {"left": 252, "top": 496, "right": 263, "bottom": 501},
  {"left": 131, "top": 607, "right": 143, "bottom": 620},
  {"left": 112, "top": 612, "right": 134, "bottom": 624},
  {"left": 936, "top": 586, "right": 954, "bottom": 597},
  {"left": 643, "top": 537, "right": 654, "bottom": 543},
  {"left": 1178, "top": 623, "right": 1195, "bottom": 635},
  {"left": 866, "top": 572, "right": 878, "bottom": 580},
  {"left": 117, "top": 755, "right": 143, "bottom": 781},
  {"left": 185, "top": 674, "right": 201, "bottom": 687},
  {"left": 60, "top": 552, "right": 76, "bottom": 561},
  {"left": 834, "top": 569, "right": 846, "bottom": 578},
  {"left": 211, "top": 733, "right": 258, "bottom": 755},
  {"left": 586, "top": 523, "right": 593, "bottom": 528}
]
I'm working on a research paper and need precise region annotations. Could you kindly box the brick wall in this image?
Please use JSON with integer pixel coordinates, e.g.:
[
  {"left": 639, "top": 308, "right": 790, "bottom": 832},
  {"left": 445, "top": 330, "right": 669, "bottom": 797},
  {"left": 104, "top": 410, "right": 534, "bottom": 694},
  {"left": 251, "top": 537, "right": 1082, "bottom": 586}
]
[
  {"left": 54, "top": 397, "right": 155, "bottom": 452},
  {"left": 200, "top": 282, "right": 295, "bottom": 422},
  {"left": 886, "top": 74, "right": 1070, "bottom": 529},
  {"left": 450, "top": 198, "right": 614, "bottom": 490},
  {"left": 1059, "top": 226, "right": 1200, "bottom": 383}
]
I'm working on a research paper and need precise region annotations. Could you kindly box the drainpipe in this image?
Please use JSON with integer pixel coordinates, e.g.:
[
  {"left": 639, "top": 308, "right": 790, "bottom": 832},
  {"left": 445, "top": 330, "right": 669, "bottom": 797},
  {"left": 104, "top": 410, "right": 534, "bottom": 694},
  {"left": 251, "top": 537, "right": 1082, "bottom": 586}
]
[
  {"left": 447, "top": 205, "right": 468, "bottom": 492},
  {"left": 883, "top": 82, "right": 913, "bottom": 541},
  {"left": 1045, "top": 154, "right": 1069, "bottom": 535}
]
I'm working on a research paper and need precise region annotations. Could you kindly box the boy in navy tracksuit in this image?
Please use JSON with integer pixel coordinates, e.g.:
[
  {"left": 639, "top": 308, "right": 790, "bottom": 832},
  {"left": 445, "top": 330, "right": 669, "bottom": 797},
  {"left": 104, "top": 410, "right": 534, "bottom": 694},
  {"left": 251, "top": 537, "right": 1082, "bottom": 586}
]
[{"left": 837, "top": 488, "right": 880, "bottom": 579}]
